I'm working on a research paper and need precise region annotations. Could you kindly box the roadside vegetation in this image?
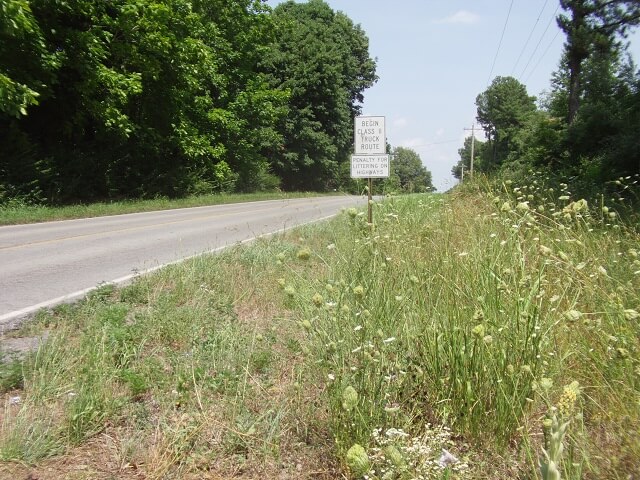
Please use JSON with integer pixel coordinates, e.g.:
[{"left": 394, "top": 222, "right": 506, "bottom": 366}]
[{"left": 2, "top": 172, "right": 638, "bottom": 478}]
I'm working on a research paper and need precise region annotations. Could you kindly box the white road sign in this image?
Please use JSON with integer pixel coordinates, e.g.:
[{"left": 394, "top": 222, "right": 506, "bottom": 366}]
[
  {"left": 354, "top": 116, "right": 385, "bottom": 155},
  {"left": 351, "top": 155, "right": 390, "bottom": 178}
]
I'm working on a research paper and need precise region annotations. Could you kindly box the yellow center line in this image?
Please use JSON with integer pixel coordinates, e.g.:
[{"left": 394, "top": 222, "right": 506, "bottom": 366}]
[{"left": 0, "top": 203, "right": 286, "bottom": 251}]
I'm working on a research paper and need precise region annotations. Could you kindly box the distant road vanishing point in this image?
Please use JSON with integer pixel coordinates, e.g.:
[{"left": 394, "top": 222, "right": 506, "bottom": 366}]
[{"left": 0, "top": 196, "right": 365, "bottom": 328}]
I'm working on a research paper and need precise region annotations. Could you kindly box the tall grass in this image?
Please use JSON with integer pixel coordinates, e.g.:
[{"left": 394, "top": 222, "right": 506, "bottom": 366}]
[
  {"left": 278, "top": 174, "right": 639, "bottom": 478},
  {"left": 1, "top": 173, "right": 638, "bottom": 478}
]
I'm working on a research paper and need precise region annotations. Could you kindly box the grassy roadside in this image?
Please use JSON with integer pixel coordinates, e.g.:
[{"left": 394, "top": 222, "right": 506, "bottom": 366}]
[
  {"left": 1, "top": 176, "right": 639, "bottom": 479},
  {"left": 0, "top": 191, "right": 336, "bottom": 226}
]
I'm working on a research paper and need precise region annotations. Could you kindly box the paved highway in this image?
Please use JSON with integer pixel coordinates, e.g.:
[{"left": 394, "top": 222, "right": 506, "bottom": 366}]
[{"left": 0, "top": 196, "right": 365, "bottom": 327}]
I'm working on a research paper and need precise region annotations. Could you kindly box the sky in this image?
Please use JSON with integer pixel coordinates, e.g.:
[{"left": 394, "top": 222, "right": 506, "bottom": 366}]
[{"left": 266, "top": 1, "right": 640, "bottom": 192}]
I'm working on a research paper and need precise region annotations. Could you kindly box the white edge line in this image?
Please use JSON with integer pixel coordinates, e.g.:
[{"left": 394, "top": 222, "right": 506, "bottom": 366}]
[{"left": 0, "top": 213, "right": 339, "bottom": 330}]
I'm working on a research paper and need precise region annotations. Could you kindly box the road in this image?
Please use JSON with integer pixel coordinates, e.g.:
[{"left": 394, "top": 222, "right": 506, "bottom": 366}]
[{"left": 0, "top": 196, "right": 365, "bottom": 328}]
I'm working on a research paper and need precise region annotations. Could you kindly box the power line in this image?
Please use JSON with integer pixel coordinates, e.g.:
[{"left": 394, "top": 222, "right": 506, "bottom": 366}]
[
  {"left": 519, "top": 4, "right": 560, "bottom": 81},
  {"left": 400, "top": 138, "right": 460, "bottom": 149},
  {"left": 487, "top": 0, "right": 515, "bottom": 86},
  {"left": 523, "top": 29, "right": 562, "bottom": 84},
  {"left": 511, "top": 0, "right": 550, "bottom": 75}
]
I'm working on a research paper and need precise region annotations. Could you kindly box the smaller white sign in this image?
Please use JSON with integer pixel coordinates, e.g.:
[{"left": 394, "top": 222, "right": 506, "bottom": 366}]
[{"left": 351, "top": 154, "right": 390, "bottom": 178}]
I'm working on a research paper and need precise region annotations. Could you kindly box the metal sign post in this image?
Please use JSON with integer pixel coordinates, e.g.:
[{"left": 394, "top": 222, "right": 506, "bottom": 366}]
[
  {"left": 351, "top": 116, "right": 388, "bottom": 224},
  {"left": 368, "top": 178, "right": 373, "bottom": 223}
]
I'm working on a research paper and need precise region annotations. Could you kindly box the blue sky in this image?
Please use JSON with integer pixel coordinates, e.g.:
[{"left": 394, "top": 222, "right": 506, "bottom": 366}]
[{"left": 266, "top": 1, "right": 640, "bottom": 191}]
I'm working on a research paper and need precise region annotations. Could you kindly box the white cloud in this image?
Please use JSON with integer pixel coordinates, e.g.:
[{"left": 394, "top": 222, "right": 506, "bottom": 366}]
[
  {"left": 435, "top": 128, "right": 445, "bottom": 137},
  {"left": 434, "top": 10, "right": 480, "bottom": 25}
]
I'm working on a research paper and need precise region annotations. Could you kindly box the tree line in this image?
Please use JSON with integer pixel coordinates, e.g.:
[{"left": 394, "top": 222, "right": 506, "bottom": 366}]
[
  {"left": 453, "top": 0, "right": 640, "bottom": 191},
  {"left": 0, "top": 0, "right": 379, "bottom": 204}
]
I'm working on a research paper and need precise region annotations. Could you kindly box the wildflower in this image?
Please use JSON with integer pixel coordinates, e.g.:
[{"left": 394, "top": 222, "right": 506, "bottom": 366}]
[
  {"left": 409, "top": 275, "right": 419, "bottom": 284},
  {"left": 558, "top": 195, "right": 570, "bottom": 201},
  {"left": 353, "top": 285, "right": 365, "bottom": 297},
  {"left": 276, "top": 252, "right": 286, "bottom": 262},
  {"left": 284, "top": 285, "right": 296, "bottom": 297},
  {"left": 501, "top": 201, "right": 512, "bottom": 212},
  {"left": 384, "top": 445, "right": 406, "bottom": 468},
  {"left": 382, "top": 337, "right": 396, "bottom": 344},
  {"left": 342, "top": 386, "right": 359, "bottom": 412},
  {"left": 616, "top": 347, "right": 630, "bottom": 359},
  {"left": 345, "top": 444, "right": 370, "bottom": 477},
  {"left": 516, "top": 202, "right": 530, "bottom": 211},
  {"left": 539, "top": 377, "right": 554, "bottom": 391},
  {"left": 623, "top": 309, "right": 639, "bottom": 320},
  {"left": 557, "top": 381, "right": 580, "bottom": 417},
  {"left": 327, "top": 373, "right": 335, "bottom": 381},
  {"left": 341, "top": 305, "right": 350, "bottom": 314},
  {"left": 564, "top": 310, "right": 582, "bottom": 322},
  {"left": 483, "top": 335, "right": 493, "bottom": 345},
  {"left": 438, "top": 449, "right": 459, "bottom": 467},
  {"left": 471, "top": 324, "right": 485, "bottom": 338},
  {"left": 347, "top": 208, "right": 358, "bottom": 218},
  {"left": 539, "top": 245, "right": 552, "bottom": 256},
  {"left": 327, "top": 243, "right": 336, "bottom": 250},
  {"left": 277, "top": 278, "right": 286, "bottom": 288},
  {"left": 301, "top": 319, "right": 312, "bottom": 331},
  {"left": 312, "top": 293, "right": 323, "bottom": 307},
  {"left": 296, "top": 248, "right": 311, "bottom": 260},
  {"left": 385, "top": 428, "right": 409, "bottom": 439}
]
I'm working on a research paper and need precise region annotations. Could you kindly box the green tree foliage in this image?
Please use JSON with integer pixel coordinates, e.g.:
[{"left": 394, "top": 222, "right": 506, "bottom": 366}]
[
  {"left": 557, "top": 0, "right": 640, "bottom": 124},
  {"left": 261, "top": 0, "right": 377, "bottom": 191},
  {"left": 0, "top": 0, "right": 290, "bottom": 203},
  {"left": 475, "top": 76, "right": 537, "bottom": 170},
  {"left": 544, "top": 22, "right": 639, "bottom": 181},
  {"left": 386, "top": 147, "right": 435, "bottom": 193},
  {"left": 0, "top": 0, "right": 58, "bottom": 118},
  {"left": 451, "top": 135, "right": 488, "bottom": 180},
  {"left": 1, "top": 0, "right": 378, "bottom": 203}
]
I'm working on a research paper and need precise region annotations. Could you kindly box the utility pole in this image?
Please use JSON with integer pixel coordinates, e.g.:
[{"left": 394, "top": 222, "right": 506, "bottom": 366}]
[{"left": 463, "top": 124, "right": 476, "bottom": 177}]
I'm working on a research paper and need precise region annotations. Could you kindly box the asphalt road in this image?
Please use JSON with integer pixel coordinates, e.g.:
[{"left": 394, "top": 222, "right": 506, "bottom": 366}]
[{"left": 0, "top": 196, "right": 365, "bottom": 328}]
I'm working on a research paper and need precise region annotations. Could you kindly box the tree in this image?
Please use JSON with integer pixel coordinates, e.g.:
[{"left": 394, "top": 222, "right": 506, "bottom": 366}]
[
  {"left": 390, "top": 147, "right": 435, "bottom": 193},
  {"left": 262, "top": 0, "right": 377, "bottom": 190},
  {"left": 557, "top": 0, "right": 640, "bottom": 123},
  {"left": 452, "top": 136, "right": 486, "bottom": 179},
  {"left": 543, "top": 25, "right": 640, "bottom": 179},
  {"left": 1, "top": 0, "right": 288, "bottom": 203},
  {"left": 476, "top": 76, "right": 537, "bottom": 169},
  {"left": 0, "top": 0, "right": 59, "bottom": 118}
]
